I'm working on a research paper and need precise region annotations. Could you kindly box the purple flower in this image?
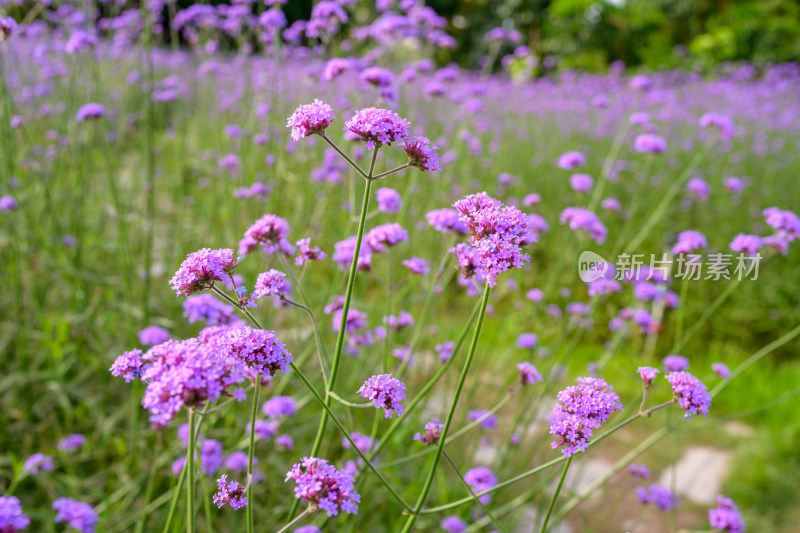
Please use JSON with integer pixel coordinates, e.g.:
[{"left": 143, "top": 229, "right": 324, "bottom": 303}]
[
  {"left": 0, "top": 16, "right": 17, "bottom": 40},
  {"left": 549, "top": 377, "right": 623, "bottom": 457},
  {"left": 559, "top": 207, "right": 607, "bottom": 244},
  {"left": 517, "top": 333, "right": 538, "bottom": 349},
  {"left": 75, "top": 103, "right": 105, "bottom": 122},
  {"left": 139, "top": 339, "right": 247, "bottom": 426},
  {"left": 435, "top": 341, "right": 454, "bottom": 364},
  {"left": 467, "top": 410, "right": 497, "bottom": 429},
  {"left": 672, "top": 230, "right": 707, "bottom": 255},
  {"left": 441, "top": 516, "right": 467, "bottom": 533},
  {"left": 285, "top": 457, "right": 360, "bottom": 516},
  {"left": 517, "top": 362, "right": 543, "bottom": 385},
  {"left": 636, "top": 485, "right": 680, "bottom": 511},
  {"left": 709, "top": 495, "right": 746, "bottom": 533},
  {"left": 414, "top": 421, "right": 444, "bottom": 446},
  {"left": 663, "top": 355, "right": 689, "bottom": 372},
  {"left": 217, "top": 326, "right": 292, "bottom": 378},
  {"left": 699, "top": 113, "right": 734, "bottom": 140},
  {"left": 629, "top": 463, "right": 650, "bottom": 479},
  {"left": 724, "top": 177, "right": 745, "bottom": 193},
  {"left": 254, "top": 269, "right": 289, "bottom": 300},
  {"left": 569, "top": 173, "right": 593, "bottom": 193},
  {"left": 730, "top": 234, "right": 762, "bottom": 256},
  {"left": 686, "top": 178, "right": 711, "bottom": 202},
  {"left": 138, "top": 325, "right": 171, "bottom": 346},
  {"left": 384, "top": 311, "right": 414, "bottom": 331},
  {"left": 464, "top": 467, "right": 497, "bottom": 504},
  {"left": 637, "top": 366, "right": 660, "bottom": 387},
  {"left": 224, "top": 452, "right": 252, "bottom": 472},
  {"left": 763, "top": 207, "right": 800, "bottom": 241},
  {"left": 52, "top": 498, "right": 99, "bottom": 533},
  {"left": 170, "top": 248, "right": 239, "bottom": 296},
  {"left": 523, "top": 193, "right": 541, "bottom": 207},
  {"left": 250, "top": 419, "right": 280, "bottom": 440},
  {"left": 239, "top": 214, "right": 294, "bottom": 256},
  {"left": 634, "top": 133, "right": 667, "bottom": 153},
  {"left": 323, "top": 58, "right": 352, "bottom": 81},
  {"left": 295, "top": 238, "right": 326, "bottom": 265},
  {"left": 58, "top": 434, "right": 86, "bottom": 452},
  {"left": 365, "top": 223, "right": 408, "bottom": 252},
  {"left": 712, "top": 362, "right": 731, "bottom": 379},
  {"left": 453, "top": 192, "right": 531, "bottom": 287},
  {"left": 332, "top": 308, "right": 368, "bottom": 333},
  {"left": 402, "top": 256, "right": 429, "bottom": 276},
  {"left": 666, "top": 371, "right": 711, "bottom": 418},
  {"left": 358, "top": 374, "right": 406, "bottom": 418},
  {"left": 426, "top": 208, "right": 468, "bottom": 234},
  {"left": 401, "top": 136, "right": 442, "bottom": 172},
  {"left": 200, "top": 439, "right": 224, "bottom": 475},
  {"left": 213, "top": 475, "right": 247, "bottom": 510},
  {"left": 602, "top": 197, "right": 621, "bottom": 211},
  {"left": 0, "top": 195, "right": 18, "bottom": 212},
  {"left": 557, "top": 151, "right": 585, "bottom": 170},
  {"left": 376, "top": 187, "right": 402, "bottom": 213},
  {"left": 183, "top": 294, "right": 239, "bottom": 326},
  {"left": 287, "top": 99, "right": 335, "bottom": 141},
  {"left": 344, "top": 107, "right": 411, "bottom": 150},
  {"left": 0, "top": 496, "right": 30, "bottom": 532},
  {"left": 262, "top": 396, "right": 297, "bottom": 418},
  {"left": 110, "top": 349, "right": 144, "bottom": 382},
  {"left": 342, "top": 433, "right": 376, "bottom": 455},
  {"left": 23, "top": 453, "right": 54, "bottom": 475},
  {"left": 333, "top": 236, "right": 373, "bottom": 271},
  {"left": 295, "top": 527, "right": 321, "bottom": 533},
  {"left": 276, "top": 434, "right": 294, "bottom": 451},
  {"left": 360, "top": 66, "right": 394, "bottom": 87},
  {"left": 65, "top": 31, "right": 98, "bottom": 54}
]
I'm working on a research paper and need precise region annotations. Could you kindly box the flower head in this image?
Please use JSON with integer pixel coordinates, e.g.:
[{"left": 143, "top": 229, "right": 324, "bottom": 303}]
[
  {"left": 559, "top": 207, "right": 607, "bottom": 244},
  {"left": 464, "top": 467, "right": 497, "bottom": 504},
  {"left": 285, "top": 457, "right": 360, "bottom": 516},
  {"left": 636, "top": 485, "right": 680, "bottom": 511},
  {"left": 637, "top": 366, "right": 660, "bottom": 387},
  {"left": 414, "top": 421, "right": 444, "bottom": 446},
  {"left": 365, "top": 223, "right": 408, "bottom": 252},
  {"left": 287, "top": 99, "right": 335, "bottom": 141},
  {"left": 663, "top": 355, "right": 689, "bottom": 372},
  {"left": 426, "top": 208, "right": 468, "bottom": 235},
  {"left": 517, "top": 362, "right": 543, "bottom": 385},
  {"left": 557, "top": 151, "right": 585, "bottom": 170},
  {"left": 730, "top": 234, "right": 762, "bottom": 256},
  {"left": 239, "top": 214, "right": 294, "bottom": 256},
  {"left": 711, "top": 362, "right": 731, "bottom": 379},
  {"left": 517, "top": 333, "right": 538, "bottom": 350},
  {"left": 58, "top": 434, "right": 86, "bottom": 452},
  {"left": 629, "top": 463, "right": 650, "bottom": 479},
  {"left": 358, "top": 374, "right": 406, "bottom": 418},
  {"left": 699, "top": 113, "right": 734, "bottom": 140},
  {"left": 401, "top": 136, "right": 442, "bottom": 172},
  {"left": 672, "top": 230, "right": 707, "bottom": 255},
  {"left": 709, "top": 495, "right": 746, "bottom": 533},
  {"left": 52, "top": 498, "right": 99, "bottom": 533},
  {"left": 634, "top": 133, "right": 667, "bottom": 153},
  {"left": 549, "top": 377, "right": 623, "bottom": 457},
  {"left": 0, "top": 496, "right": 30, "bottom": 532},
  {"left": 213, "top": 475, "right": 247, "bottom": 510},
  {"left": 23, "top": 453, "right": 54, "bottom": 475},
  {"left": 217, "top": 326, "right": 292, "bottom": 378},
  {"left": 666, "top": 371, "right": 711, "bottom": 418},
  {"left": 344, "top": 107, "right": 411, "bottom": 150},
  {"left": 254, "top": 269, "right": 289, "bottom": 300},
  {"left": 295, "top": 238, "right": 326, "bottom": 265},
  {"left": 376, "top": 187, "right": 402, "bottom": 213},
  {"left": 170, "top": 248, "right": 239, "bottom": 296},
  {"left": 138, "top": 325, "right": 171, "bottom": 346},
  {"left": 183, "top": 294, "right": 240, "bottom": 326},
  {"left": 441, "top": 516, "right": 467, "bottom": 533},
  {"left": 262, "top": 396, "right": 297, "bottom": 418},
  {"left": 75, "top": 103, "right": 105, "bottom": 122},
  {"left": 402, "top": 256, "right": 429, "bottom": 276},
  {"left": 110, "top": 349, "right": 144, "bottom": 382}
]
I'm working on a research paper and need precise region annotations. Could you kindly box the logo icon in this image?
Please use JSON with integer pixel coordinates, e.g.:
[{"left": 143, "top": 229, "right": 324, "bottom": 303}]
[{"left": 578, "top": 251, "right": 610, "bottom": 283}]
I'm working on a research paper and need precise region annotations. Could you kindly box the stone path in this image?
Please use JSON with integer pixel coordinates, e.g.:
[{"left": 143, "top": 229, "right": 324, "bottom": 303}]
[{"left": 656, "top": 446, "right": 732, "bottom": 505}]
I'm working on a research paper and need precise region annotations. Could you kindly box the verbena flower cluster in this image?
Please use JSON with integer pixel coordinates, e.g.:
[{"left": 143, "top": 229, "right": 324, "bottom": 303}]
[
  {"left": 285, "top": 457, "right": 360, "bottom": 516},
  {"left": 549, "top": 377, "right": 623, "bottom": 457},
  {"left": 358, "top": 374, "right": 407, "bottom": 418}
]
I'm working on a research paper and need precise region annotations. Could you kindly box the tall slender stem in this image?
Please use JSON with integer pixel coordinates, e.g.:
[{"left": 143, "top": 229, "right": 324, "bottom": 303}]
[
  {"left": 538, "top": 456, "right": 572, "bottom": 533},
  {"left": 399, "top": 283, "right": 492, "bottom": 533},
  {"left": 442, "top": 451, "right": 509, "bottom": 533},
  {"left": 275, "top": 508, "right": 311, "bottom": 533},
  {"left": 246, "top": 380, "right": 261, "bottom": 533},
  {"left": 186, "top": 409, "right": 196, "bottom": 533}
]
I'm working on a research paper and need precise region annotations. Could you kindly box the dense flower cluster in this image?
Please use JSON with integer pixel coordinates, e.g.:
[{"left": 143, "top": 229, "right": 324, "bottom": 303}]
[
  {"left": 52, "top": 498, "right": 99, "bottom": 533},
  {"left": 358, "top": 374, "right": 406, "bottom": 418},
  {"left": 253, "top": 269, "right": 289, "bottom": 300},
  {"left": 0, "top": 496, "right": 29, "bottom": 532},
  {"left": 709, "top": 495, "right": 746, "bottom": 532},
  {"left": 453, "top": 192, "right": 531, "bottom": 287},
  {"left": 666, "top": 371, "right": 711, "bottom": 418},
  {"left": 672, "top": 230, "right": 708, "bottom": 255},
  {"left": 216, "top": 326, "right": 292, "bottom": 378},
  {"left": 169, "top": 248, "right": 239, "bottom": 296},
  {"left": 183, "top": 294, "right": 240, "bottom": 326},
  {"left": 365, "top": 223, "right": 408, "bottom": 252},
  {"left": 376, "top": 187, "right": 402, "bottom": 213},
  {"left": 636, "top": 484, "right": 680, "bottom": 511},
  {"left": 401, "top": 136, "right": 442, "bottom": 172},
  {"left": 287, "top": 99, "right": 335, "bottom": 141},
  {"left": 517, "top": 361, "right": 543, "bottom": 385},
  {"left": 637, "top": 366, "right": 660, "bottom": 387},
  {"left": 414, "top": 421, "right": 444, "bottom": 446},
  {"left": 285, "top": 457, "right": 360, "bottom": 516},
  {"left": 344, "top": 107, "right": 411, "bottom": 149},
  {"left": 213, "top": 475, "right": 247, "bottom": 510},
  {"left": 238, "top": 214, "right": 294, "bottom": 256},
  {"left": 549, "top": 377, "right": 623, "bottom": 457},
  {"left": 634, "top": 133, "right": 667, "bottom": 153},
  {"left": 402, "top": 256, "right": 429, "bottom": 275},
  {"left": 464, "top": 466, "right": 497, "bottom": 504},
  {"left": 426, "top": 208, "right": 468, "bottom": 234},
  {"left": 559, "top": 207, "right": 607, "bottom": 244},
  {"left": 138, "top": 325, "right": 171, "bottom": 346}
]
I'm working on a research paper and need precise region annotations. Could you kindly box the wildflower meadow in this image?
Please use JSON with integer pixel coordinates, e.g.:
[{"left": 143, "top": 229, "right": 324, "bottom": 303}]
[{"left": 1, "top": 2, "right": 799, "bottom": 533}]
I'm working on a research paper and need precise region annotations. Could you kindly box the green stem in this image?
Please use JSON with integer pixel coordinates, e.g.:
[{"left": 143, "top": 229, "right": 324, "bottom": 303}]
[
  {"left": 186, "top": 409, "right": 196, "bottom": 533},
  {"left": 275, "top": 508, "right": 312, "bottom": 533},
  {"left": 539, "top": 456, "right": 572, "bottom": 533},
  {"left": 280, "top": 296, "right": 329, "bottom": 384},
  {"left": 399, "top": 283, "right": 492, "bottom": 533},
  {"left": 246, "top": 380, "right": 261, "bottom": 533},
  {"left": 200, "top": 476, "right": 214, "bottom": 533}
]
